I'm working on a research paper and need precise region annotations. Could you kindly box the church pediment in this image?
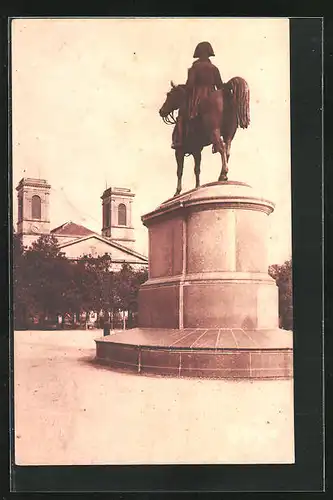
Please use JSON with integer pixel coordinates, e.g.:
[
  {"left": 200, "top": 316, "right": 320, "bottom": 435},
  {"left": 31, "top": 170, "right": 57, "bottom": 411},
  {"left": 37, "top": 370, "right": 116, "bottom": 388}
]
[{"left": 58, "top": 234, "right": 148, "bottom": 263}]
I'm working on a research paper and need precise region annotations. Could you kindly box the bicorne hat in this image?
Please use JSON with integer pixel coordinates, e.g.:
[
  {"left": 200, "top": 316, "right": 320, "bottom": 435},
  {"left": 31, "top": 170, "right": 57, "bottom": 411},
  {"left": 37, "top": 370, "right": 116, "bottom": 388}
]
[{"left": 193, "top": 41, "right": 215, "bottom": 58}]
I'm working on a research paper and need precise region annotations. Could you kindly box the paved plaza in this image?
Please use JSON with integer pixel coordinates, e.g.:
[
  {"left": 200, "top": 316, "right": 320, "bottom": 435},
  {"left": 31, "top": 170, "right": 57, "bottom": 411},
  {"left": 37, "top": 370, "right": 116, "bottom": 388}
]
[{"left": 14, "top": 330, "right": 294, "bottom": 465}]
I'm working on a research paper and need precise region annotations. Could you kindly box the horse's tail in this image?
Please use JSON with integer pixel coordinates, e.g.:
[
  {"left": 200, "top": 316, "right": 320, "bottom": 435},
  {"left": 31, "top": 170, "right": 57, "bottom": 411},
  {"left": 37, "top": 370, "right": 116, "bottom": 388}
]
[{"left": 226, "top": 77, "right": 250, "bottom": 129}]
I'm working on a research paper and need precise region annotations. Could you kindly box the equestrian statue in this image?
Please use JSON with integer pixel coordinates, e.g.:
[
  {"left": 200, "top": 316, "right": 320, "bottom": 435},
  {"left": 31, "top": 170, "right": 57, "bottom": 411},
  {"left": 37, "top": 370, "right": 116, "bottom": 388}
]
[{"left": 159, "top": 41, "right": 250, "bottom": 196}]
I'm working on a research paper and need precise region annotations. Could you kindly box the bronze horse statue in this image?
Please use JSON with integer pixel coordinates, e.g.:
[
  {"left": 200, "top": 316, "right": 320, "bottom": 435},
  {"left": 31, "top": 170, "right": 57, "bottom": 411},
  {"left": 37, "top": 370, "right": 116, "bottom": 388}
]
[{"left": 159, "top": 77, "right": 250, "bottom": 196}]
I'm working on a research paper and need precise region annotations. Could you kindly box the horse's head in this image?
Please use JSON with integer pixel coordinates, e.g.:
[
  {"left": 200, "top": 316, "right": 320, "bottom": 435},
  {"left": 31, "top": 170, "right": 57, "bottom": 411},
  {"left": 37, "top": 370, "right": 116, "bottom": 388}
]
[{"left": 159, "top": 81, "right": 186, "bottom": 123}]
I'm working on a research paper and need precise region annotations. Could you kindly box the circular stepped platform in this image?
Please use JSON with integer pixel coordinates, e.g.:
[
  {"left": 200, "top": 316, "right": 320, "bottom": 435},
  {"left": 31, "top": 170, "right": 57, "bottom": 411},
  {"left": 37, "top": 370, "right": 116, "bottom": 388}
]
[{"left": 95, "top": 327, "right": 293, "bottom": 380}]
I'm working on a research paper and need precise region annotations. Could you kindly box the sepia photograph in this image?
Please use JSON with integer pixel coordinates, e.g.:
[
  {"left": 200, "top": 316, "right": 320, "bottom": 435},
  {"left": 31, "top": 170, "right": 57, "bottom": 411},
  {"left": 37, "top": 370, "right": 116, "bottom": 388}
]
[{"left": 11, "top": 17, "right": 294, "bottom": 469}]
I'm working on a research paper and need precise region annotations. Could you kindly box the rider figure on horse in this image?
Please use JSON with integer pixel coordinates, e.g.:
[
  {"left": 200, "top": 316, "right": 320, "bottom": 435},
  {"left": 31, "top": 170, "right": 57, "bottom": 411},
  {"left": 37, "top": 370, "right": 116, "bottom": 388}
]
[{"left": 172, "top": 41, "right": 224, "bottom": 150}]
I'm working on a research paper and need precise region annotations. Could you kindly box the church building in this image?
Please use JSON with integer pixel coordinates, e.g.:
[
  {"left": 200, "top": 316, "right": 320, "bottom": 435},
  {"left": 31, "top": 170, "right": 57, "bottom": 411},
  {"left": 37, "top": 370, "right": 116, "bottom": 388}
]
[{"left": 15, "top": 177, "right": 148, "bottom": 271}]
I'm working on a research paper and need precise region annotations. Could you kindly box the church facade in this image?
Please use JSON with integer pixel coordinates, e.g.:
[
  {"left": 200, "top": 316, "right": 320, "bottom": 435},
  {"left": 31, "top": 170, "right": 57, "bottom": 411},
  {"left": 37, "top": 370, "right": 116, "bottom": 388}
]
[{"left": 15, "top": 177, "right": 148, "bottom": 270}]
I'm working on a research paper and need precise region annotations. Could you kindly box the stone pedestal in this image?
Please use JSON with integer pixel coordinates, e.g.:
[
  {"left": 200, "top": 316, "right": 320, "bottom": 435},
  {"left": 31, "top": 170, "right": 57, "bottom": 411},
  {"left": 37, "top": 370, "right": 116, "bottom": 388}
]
[
  {"left": 95, "top": 181, "right": 293, "bottom": 379},
  {"left": 138, "top": 181, "right": 278, "bottom": 331}
]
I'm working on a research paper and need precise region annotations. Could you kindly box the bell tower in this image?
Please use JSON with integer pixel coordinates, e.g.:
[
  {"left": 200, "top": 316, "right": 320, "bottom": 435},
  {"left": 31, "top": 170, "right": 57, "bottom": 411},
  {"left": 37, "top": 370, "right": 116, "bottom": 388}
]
[
  {"left": 16, "top": 178, "right": 51, "bottom": 247},
  {"left": 101, "top": 187, "right": 135, "bottom": 249}
]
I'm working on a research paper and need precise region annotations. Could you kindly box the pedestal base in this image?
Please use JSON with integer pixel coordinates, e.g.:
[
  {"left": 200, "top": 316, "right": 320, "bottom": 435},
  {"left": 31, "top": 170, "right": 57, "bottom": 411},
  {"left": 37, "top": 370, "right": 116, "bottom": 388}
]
[
  {"left": 95, "top": 327, "right": 293, "bottom": 380},
  {"left": 139, "top": 273, "right": 278, "bottom": 329}
]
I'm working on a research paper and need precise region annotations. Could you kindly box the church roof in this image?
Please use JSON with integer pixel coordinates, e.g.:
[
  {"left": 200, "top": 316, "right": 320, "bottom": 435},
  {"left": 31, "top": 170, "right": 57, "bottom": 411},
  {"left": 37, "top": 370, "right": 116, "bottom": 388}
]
[{"left": 51, "top": 221, "right": 95, "bottom": 237}]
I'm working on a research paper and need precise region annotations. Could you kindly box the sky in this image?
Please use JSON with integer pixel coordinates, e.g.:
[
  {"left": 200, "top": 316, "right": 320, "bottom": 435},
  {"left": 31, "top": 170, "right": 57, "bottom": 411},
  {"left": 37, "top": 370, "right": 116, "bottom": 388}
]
[{"left": 11, "top": 18, "right": 291, "bottom": 265}]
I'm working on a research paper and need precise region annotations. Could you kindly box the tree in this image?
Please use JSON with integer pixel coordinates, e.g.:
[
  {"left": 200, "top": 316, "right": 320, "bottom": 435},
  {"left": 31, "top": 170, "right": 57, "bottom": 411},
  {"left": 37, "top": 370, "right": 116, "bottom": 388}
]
[
  {"left": 13, "top": 233, "right": 149, "bottom": 330},
  {"left": 29, "top": 234, "right": 64, "bottom": 258},
  {"left": 22, "top": 235, "right": 75, "bottom": 324},
  {"left": 110, "top": 264, "right": 148, "bottom": 328},
  {"left": 268, "top": 258, "right": 293, "bottom": 330},
  {"left": 12, "top": 233, "right": 33, "bottom": 328},
  {"left": 114, "top": 263, "right": 148, "bottom": 312},
  {"left": 77, "top": 253, "right": 115, "bottom": 313}
]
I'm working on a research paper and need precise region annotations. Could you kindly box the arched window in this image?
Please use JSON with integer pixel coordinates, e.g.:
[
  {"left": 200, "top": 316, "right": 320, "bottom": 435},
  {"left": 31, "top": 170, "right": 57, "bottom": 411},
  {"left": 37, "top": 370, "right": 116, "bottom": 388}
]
[
  {"left": 118, "top": 203, "right": 127, "bottom": 226},
  {"left": 31, "top": 195, "right": 41, "bottom": 220}
]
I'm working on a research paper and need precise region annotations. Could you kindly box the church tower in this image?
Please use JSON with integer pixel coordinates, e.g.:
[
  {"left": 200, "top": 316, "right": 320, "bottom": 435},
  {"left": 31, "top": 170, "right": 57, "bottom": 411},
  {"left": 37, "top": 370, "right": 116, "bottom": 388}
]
[
  {"left": 101, "top": 187, "right": 135, "bottom": 249},
  {"left": 16, "top": 178, "right": 51, "bottom": 247}
]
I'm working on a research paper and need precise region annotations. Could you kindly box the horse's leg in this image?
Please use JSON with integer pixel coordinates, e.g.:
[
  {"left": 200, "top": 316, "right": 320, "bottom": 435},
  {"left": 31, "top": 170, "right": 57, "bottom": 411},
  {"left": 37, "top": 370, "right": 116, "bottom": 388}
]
[
  {"left": 225, "top": 138, "right": 232, "bottom": 163},
  {"left": 223, "top": 119, "right": 237, "bottom": 164},
  {"left": 222, "top": 113, "right": 238, "bottom": 169},
  {"left": 175, "top": 148, "right": 185, "bottom": 196},
  {"left": 218, "top": 139, "right": 228, "bottom": 181},
  {"left": 193, "top": 150, "right": 202, "bottom": 188},
  {"left": 211, "top": 128, "right": 228, "bottom": 181}
]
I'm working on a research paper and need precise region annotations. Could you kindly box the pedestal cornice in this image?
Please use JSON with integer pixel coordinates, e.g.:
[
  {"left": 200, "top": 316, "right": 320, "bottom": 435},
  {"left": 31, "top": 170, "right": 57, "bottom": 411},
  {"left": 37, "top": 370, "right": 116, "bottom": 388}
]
[{"left": 142, "top": 181, "right": 275, "bottom": 226}]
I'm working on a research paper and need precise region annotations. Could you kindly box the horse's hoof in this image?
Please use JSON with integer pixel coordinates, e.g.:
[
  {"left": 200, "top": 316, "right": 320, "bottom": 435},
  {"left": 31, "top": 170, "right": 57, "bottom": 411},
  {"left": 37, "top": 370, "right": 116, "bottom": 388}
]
[{"left": 174, "top": 191, "right": 181, "bottom": 197}]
